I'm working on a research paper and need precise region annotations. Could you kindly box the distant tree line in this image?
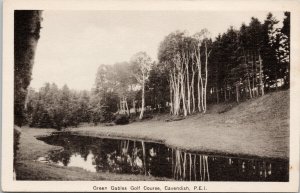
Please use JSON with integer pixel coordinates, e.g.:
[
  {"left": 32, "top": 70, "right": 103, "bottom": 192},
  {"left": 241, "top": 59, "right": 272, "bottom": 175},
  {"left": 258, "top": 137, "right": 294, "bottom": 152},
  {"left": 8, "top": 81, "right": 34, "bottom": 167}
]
[
  {"left": 25, "top": 84, "right": 91, "bottom": 129},
  {"left": 24, "top": 12, "right": 290, "bottom": 129}
]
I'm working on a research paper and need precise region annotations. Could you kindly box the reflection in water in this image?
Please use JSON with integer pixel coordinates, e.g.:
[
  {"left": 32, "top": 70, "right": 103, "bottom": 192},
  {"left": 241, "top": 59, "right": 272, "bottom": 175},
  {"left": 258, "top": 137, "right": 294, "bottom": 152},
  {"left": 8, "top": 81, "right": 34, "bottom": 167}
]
[
  {"left": 37, "top": 133, "right": 289, "bottom": 181},
  {"left": 68, "top": 151, "right": 96, "bottom": 172}
]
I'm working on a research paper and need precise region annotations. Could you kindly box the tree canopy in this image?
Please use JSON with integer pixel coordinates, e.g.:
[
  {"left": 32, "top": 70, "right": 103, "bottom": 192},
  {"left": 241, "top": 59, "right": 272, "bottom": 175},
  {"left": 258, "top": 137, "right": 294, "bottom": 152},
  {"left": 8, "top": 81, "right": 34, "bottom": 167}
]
[{"left": 23, "top": 12, "right": 290, "bottom": 129}]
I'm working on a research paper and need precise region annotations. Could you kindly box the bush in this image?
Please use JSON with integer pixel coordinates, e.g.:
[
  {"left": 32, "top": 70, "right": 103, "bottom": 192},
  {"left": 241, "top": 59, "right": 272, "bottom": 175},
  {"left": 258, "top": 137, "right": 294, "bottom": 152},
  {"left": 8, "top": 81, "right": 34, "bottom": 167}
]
[
  {"left": 114, "top": 114, "right": 129, "bottom": 125},
  {"left": 141, "top": 114, "right": 153, "bottom": 120},
  {"left": 218, "top": 104, "right": 234, "bottom": 114}
]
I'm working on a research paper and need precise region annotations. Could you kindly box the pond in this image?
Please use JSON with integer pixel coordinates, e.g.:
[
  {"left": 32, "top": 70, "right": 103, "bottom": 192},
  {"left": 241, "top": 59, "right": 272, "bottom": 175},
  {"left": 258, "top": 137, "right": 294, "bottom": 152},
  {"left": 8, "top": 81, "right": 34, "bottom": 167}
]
[{"left": 37, "top": 133, "right": 289, "bottom": 181}]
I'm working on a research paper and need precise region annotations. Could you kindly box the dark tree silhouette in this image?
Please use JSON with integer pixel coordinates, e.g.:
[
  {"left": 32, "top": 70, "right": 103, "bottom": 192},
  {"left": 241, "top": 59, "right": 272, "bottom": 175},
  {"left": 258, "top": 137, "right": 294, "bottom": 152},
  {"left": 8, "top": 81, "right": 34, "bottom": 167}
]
[{"left": 14, "top": 10, "right": 42, "bottom": 126}]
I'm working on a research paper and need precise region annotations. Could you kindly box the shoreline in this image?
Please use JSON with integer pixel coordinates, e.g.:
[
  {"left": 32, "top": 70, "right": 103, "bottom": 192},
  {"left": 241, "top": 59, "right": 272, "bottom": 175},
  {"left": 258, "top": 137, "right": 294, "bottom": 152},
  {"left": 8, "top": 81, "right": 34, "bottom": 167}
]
[{"left": 15, "top": 128, "right": 169, "bottom": 181}]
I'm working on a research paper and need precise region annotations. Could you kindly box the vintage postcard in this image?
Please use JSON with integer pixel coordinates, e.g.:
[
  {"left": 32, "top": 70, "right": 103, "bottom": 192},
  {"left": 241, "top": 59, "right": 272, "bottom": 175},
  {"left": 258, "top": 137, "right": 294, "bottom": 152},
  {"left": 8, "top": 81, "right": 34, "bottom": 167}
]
[{"left": 2, "top": 0, "right": 300, "bottom": 192}]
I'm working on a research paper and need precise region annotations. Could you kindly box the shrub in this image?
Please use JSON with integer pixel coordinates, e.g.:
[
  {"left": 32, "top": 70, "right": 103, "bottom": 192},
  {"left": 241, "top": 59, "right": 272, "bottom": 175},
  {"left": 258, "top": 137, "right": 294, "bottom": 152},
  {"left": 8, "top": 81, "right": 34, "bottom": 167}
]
[
  {"left": 141, "top": 114, "right": 153, "bottom": 120},
  {"left": 114, "top": 114, "right": 129, "bottom": 125}
]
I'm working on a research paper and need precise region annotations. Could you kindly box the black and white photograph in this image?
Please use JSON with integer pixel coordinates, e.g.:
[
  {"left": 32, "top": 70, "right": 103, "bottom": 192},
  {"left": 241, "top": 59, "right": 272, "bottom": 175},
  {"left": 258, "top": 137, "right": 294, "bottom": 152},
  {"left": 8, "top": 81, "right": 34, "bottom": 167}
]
[{"left": 2, "top": 0, "right": 300, "bottom": 192}]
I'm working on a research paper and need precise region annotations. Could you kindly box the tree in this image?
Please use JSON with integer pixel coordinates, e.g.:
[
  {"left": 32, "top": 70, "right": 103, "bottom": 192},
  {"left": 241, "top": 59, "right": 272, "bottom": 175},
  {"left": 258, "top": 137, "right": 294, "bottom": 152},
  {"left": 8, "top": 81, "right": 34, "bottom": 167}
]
[
  {"left": 193, "top": 29, "right": 212, "bottom": 113},
  {"left": 14, "top": 10, "right": 42, "bottom": 126},
  {"left": 280, "top": 12, "right": 290, "bottom": 88},
  {"left": 158, "top": 30, "right": 213, "bottom": 116},
  {"left": 77, "top": 90, "right": 91, "bottom": 122},
  {"left": 146, "top": 62, "right": 170, "bottom": 113},
  {"left": 158, "top": 31, "right": 185, "bottom": 116},
  {"left": 113, "top": 62, "right": 136, "bottom": 115},
  {"left": 25, "top": 83, "right": 90, "bottom": 129},
  {"left": 23, "top": 11, "right": 290, "bottom": 128},
  {"left": 131, "top": 52, "right": 152, "bottom": 119}
]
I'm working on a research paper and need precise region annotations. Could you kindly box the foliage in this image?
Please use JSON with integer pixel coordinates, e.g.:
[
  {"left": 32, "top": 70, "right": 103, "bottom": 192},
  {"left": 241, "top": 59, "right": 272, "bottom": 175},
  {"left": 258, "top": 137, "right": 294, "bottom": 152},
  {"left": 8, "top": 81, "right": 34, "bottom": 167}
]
[
  {"left": 26, "top": 83, "right": 90, "bottom": 129},
  {"left": 145, "top": 62, "right": 170, "bottom": 112},
  {"left": 14, "top": 11, "right": 42, "bottom": 126},
  {"left": 207, "top": 13, "right": 290, "bottom": 104},
  {"left": 130, "top": 52, "right": 153, "bottom": 119},
  {"left": 23, "top": 12, "right": 290, "bottom": 128},
  {"left": 114, "top": 114, "right": 130, "bottom": 125}
]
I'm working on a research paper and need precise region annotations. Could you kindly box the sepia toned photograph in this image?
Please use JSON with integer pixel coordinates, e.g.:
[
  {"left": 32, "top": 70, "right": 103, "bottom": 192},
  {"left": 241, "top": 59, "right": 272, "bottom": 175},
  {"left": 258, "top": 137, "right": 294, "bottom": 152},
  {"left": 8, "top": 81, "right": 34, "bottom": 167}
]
[{"left": 2, "top": 0, "right": 300, "bottom": 192}]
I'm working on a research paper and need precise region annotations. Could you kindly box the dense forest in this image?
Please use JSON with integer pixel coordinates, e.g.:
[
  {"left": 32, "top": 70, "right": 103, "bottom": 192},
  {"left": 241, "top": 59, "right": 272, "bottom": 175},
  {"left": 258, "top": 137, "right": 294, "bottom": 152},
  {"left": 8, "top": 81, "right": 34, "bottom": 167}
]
[{"left": 24, "top": 12, "right": 290, "bottom": 129}]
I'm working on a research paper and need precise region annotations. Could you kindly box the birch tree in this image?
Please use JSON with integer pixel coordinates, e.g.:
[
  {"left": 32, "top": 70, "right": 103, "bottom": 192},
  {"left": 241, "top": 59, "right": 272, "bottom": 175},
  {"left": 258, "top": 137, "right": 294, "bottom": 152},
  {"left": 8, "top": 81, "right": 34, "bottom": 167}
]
[
  {"left": 131, "top": 52, "right": 152, "bottom": 119},
  {"left": 193, "top": 29, "right": 211, "bottom": 113}
]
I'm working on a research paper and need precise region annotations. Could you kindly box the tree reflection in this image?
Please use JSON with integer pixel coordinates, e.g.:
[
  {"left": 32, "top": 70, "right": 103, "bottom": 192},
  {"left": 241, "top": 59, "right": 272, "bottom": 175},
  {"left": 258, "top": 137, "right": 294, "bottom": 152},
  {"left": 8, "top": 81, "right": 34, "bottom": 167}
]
[{"left": 38, "top": 134, "right": 289, "bottom": 181}]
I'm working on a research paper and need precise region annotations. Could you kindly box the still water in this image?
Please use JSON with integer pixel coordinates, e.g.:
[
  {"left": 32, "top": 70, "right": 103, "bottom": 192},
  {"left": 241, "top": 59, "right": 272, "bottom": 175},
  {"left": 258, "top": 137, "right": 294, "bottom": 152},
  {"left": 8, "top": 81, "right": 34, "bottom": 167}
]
[{"left": 37, "top": 133, "right": 288, "bottom": 181}]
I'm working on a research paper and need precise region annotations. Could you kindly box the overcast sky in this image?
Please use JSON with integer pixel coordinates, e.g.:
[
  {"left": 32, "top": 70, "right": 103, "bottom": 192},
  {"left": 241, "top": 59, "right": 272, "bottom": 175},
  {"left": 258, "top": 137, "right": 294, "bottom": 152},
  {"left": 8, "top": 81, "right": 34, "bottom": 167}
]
[{"left": 30, "top": 11, "right": 284, "bottom": 91}]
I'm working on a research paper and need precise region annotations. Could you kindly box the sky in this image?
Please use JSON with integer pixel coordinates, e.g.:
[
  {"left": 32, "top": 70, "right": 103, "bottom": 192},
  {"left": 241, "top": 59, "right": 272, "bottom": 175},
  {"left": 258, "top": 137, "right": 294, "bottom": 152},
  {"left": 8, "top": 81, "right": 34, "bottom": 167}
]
[{"left": 30, "top": 11, "right": 284, "bottom": 91}]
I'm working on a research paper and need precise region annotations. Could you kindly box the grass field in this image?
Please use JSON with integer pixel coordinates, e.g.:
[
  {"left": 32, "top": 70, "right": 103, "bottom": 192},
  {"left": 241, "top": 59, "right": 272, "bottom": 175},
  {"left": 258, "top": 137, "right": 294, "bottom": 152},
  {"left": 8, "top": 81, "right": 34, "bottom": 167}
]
[{"left": 15, "top": 90, "right": 289, "bottom": 180}]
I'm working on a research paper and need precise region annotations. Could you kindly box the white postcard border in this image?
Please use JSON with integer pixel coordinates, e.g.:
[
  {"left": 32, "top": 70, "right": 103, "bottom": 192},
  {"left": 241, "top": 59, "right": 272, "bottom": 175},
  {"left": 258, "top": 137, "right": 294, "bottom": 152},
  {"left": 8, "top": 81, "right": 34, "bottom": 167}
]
[{"left": 2, "top": 0, "right": 299, "bottom": 192}]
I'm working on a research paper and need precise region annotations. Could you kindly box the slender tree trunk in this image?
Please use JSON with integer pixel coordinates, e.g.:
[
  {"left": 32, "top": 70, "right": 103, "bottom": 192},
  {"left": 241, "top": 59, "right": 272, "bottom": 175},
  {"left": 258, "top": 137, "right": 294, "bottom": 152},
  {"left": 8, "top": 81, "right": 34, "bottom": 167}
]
[
  {"left": 195, "top": 47, "right": 202, "bottom": 113},
  {"left": 186, "top": 63, "right": 191, "bottom": 115},
  {"left": 224, "top": 86, "right": 227, "bottom": 101},
  {"left": 203, "top": 42, "right": 209, "bottom": 113},
  {"left": 191, "top": 69, "right": 196, "bottom": 113},
  {"left": 125, "top": 99, "right": 129, "bottom": 115},
  {"left": 216, "top": 87, "right": 219, "bottom": 104},
  {"left": 180, "top": 72, "right": 187, "bottom": 116},
  {"left": 244, "top": 49, "right": 253, "bottom": 99},
  {"left": 200, "top": 76, "right": 204, "bottom": 112},
  {"left": 169, "top": 79, "right": 173, "bottom": 115},
  {"left": 247, "top": 76, "right": 252, "bottom": 99},
  {"left": 197, "top": 75, "right": 201, "bottom": 112},
  {"left": 275, "top": 72, "right": 278, "bottom": 91},
  {"left": 236, "top": 83, "right": 239, "bottom": 103},
  {"left": 258, "top": 52, "right": 264, "bottom": 96},
  {"left": 174, "top": 73, "right": 179, "bottom": 116},
  {"left": 252, "top": 52, "right": 256, "bottom": 97},
  {"left": 139, "top": 74, "right": 145, "bottom": 119},
  {"left": 254, "top": 52, "right": 259, "bottom": 97},
  {"left": 172, "top": 69, "right": 181, "bottom": 116}
]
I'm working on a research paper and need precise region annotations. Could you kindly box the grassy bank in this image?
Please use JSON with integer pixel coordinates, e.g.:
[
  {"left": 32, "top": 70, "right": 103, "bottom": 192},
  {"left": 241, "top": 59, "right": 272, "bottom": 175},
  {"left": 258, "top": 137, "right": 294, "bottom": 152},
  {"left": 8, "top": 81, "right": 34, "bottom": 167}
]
[{"left": 15, "top": 90, "right": 289, "bottom": 180}]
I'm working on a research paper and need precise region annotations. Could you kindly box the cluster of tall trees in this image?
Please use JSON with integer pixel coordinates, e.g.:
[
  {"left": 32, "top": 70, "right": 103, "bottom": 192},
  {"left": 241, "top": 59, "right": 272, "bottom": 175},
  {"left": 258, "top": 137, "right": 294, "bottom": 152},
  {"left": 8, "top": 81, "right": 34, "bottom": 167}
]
[
  {"left": 207, "top": 13, "right": 290, "bottom": 105},
  {"left": 158, "top": 29, "right": 212, "bottom": 115},
  {"left": 91, "top": 51, "right": 170, "bottom": 121},
  {"left": 25, "top": 52, "right": 159, "bottom": 128},
  {"left": 25, "top": 83, "right": 91, "bottom": 129},
  {"left": 157, "top": 12, "right": 290, "bottom": 116},
  {"left": 24, "top": 12, "right": 290, "bottom": 128},
  {"left": 91, "top": 52, "right": 154, "bottom": 121}
]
